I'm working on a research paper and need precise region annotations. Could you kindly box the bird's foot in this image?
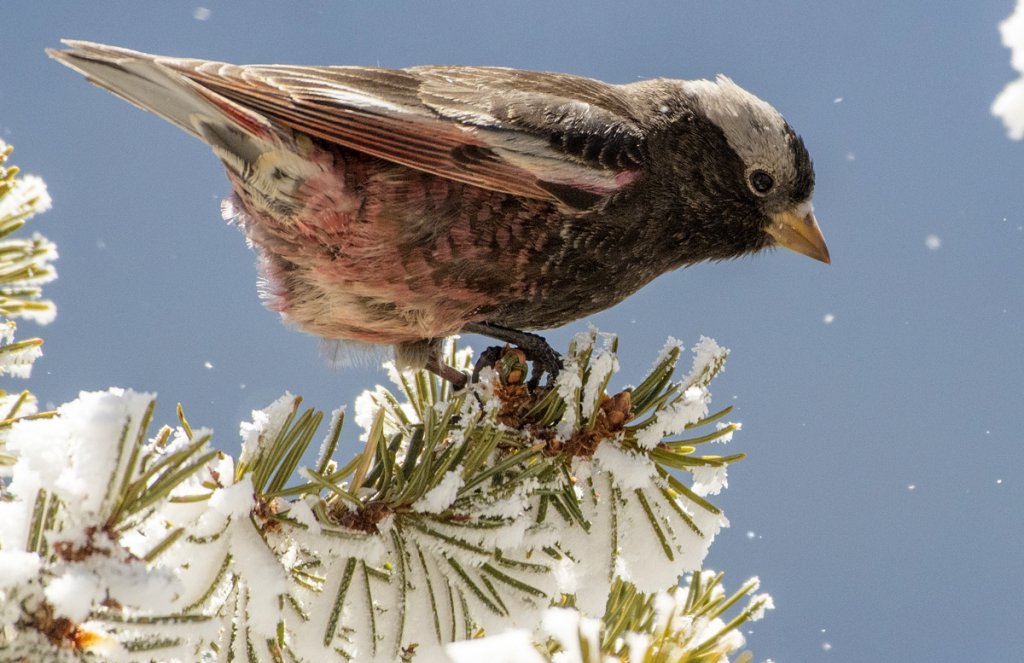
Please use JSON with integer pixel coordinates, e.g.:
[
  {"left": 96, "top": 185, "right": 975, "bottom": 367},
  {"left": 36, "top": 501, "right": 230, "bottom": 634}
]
[
  {"left": 472, "top": 346, "right": 531, "bottom": 385},
  {"left": 462, "top": 322, "right": 563, "bottom": 389},
  {"left": 521, "top": 340, "right": 562, "bottom": 389},
  {"left": 471, "top": 346, "right": 505, "bottom": 383}
]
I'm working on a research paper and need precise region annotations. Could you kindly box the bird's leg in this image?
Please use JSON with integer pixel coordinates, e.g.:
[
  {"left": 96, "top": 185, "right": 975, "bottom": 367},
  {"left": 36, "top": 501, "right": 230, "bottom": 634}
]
[
  {"left": 462, "top": 322, "right": 563, "bottom": 388},
  {"left": 424, "top": 351, "right": 468, "bottom": 390},
  {"left": 399, "top": 338, "right": 471, "bottom": 389}
]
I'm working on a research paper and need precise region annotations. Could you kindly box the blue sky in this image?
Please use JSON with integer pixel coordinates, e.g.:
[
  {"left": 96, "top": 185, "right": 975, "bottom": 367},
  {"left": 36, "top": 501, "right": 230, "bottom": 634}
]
[{"left": 3, "top": 2, "right": 1023, "bottom": 659}]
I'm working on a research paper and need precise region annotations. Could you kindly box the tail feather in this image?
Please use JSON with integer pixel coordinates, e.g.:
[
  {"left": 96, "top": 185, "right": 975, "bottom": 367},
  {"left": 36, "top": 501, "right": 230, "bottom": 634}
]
[{"left": 47, "top": 40, "right": 274, "bottom": 154}]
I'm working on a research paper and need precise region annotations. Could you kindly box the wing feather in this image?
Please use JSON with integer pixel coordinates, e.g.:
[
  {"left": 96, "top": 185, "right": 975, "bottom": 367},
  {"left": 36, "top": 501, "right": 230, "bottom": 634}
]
[
  {"left": 53, "top": 42, "right": 654, "bottom": 210},
  {"left": 176, "top": 61, "right": 649, "bottom": 209}
]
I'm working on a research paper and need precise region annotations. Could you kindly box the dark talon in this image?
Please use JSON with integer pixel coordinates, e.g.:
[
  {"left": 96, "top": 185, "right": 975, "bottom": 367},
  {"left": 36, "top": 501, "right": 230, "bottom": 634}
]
[
  {"left": 525, "top": 341, "right": 563, "bottom": 389},
  {"left": 472, "top": 346, "right": 505, "bottom": 383},
  {"left": 462, "top": 322, "right": 564, "bottom": 388}
]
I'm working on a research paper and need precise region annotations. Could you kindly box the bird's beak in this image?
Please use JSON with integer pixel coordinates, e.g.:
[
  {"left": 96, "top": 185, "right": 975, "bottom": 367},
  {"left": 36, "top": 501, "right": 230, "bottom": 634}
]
[{"left": 765, "top": 205, "right": 830, "bottom": 264}]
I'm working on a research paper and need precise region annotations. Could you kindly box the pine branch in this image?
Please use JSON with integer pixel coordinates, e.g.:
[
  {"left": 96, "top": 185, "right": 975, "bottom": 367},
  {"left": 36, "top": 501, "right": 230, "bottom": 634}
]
[
  {"left": 0, "top": 142, "right": 55, "bottom": 467},
  {"left": 0, "top": 139, "right": 770, "bottom": 662},
  {"left": 447, "top": 574, "right": 774, "bottom": 663},
  {"left": 2, "top": 333, "right": 749, "bottom": 662}
]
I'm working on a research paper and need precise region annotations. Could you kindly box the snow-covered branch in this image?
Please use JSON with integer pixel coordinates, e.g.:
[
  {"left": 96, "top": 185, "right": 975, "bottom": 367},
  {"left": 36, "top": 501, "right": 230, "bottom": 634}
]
[
  {"left": 994, "top": 0, "right": 1024, "bottom": 138},
  {"left": 2, "top": 329, "right": 755, "bottom": 661},
  {"left": 0, "top": 142, "right": 768, "bottom": 662}
]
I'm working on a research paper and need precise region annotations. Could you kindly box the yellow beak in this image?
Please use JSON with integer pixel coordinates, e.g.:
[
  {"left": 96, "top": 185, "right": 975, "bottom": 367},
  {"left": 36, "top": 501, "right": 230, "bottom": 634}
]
[{"left": 766, "top": 207, "right": 831, "bottom": 264}]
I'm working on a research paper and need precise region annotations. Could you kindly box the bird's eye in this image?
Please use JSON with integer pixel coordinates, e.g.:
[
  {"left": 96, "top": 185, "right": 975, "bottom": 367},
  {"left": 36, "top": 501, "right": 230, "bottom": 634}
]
[{"left": 749, "top": 170, "right": 774, "bottom": 194}]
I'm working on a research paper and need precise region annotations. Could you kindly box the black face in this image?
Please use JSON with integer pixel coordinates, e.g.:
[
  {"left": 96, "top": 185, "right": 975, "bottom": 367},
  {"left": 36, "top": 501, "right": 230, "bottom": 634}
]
[{"left": 649, "top": 112, "right": 778, "bottom": 263}]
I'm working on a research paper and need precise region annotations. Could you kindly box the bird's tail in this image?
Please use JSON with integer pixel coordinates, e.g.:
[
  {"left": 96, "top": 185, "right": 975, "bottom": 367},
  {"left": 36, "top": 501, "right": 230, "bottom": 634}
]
[{"left": 47, "top": 40, "right": 276, "bottom": 161}]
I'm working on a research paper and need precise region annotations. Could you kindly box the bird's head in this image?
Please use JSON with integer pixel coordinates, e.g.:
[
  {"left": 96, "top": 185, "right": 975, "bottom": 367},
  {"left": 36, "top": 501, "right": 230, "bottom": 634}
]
[{"left": 670, "top": 75, "right": 829, "bottom": 264}]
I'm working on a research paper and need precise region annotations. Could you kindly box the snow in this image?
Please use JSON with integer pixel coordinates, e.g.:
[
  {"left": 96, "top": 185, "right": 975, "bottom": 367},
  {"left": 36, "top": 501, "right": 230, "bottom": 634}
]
[
  {"left": 541, "top": 608, "right": 585, "bottom": 660},
  {"left": 353, "top": 387, "right": 384, "bottom": 439},
  {"left": 0, "top": 173, "right": 52, "bottom": 220},
  {"left": 652, "top": 336, "right": 684, "bottom": 369},
  {"left": 995, "top": 79, "right": 1024, "bottom": 139},
  {"left": 451, "top": 339, "right": 475, "bottom": 371},
  {"left": 651, "top": 580, "right": 754, "bottom": 658},
  {"left": 1001, "top": 1, "right": 1024, "bottom": 78},
  {"left": 994, "top": 1, "right": 1024, "bottom": 138},
  {"left": 0, "top": 551, "right": 40, "bottom": 589},
  {"left": 582, "top": 345, "right": 619, "bottom": 421},
  {"left": 925, "top": 234, "right": 942, "bottom": 250},
  {"left": 209, "top": 475, "right": 256, "bottom": 519},
  {"left": 15, "top": 302, "right": 57, "bottom": 325},
  {"left": 686, "top": 336, "right": 728, "bottom": 386},
  {"left": 0, "top": 322, "right": 48, "bottom": 376},
  {"left": 227, "top": 513, "right": 290, "bottom": 636},
  {"left": 634, "top": 385, "right": 709, "bottom": 449},
  {"left": 714, "top": 421, "right": 740, "bottom": 443},
  {"left": 567, "top": 458, "right": 729, "bottom": 599},
  {"left": 445, "top": 629, "right": 545, "bottom": 663},
  {"left": 445, "top": 582, "right": 770, "bottom": 663},
  {"left": 239, "top": 392, "right": 296, "bottom": 462},
  {"left": 315, "top": 405, "right": 346, "bottom": 467},
  {"left": 690, "top": 464, "right": 729, "bottom": 496},
  {"left": 0, "top": 329, "right": 751, "bottom": 660},
  {"left": 651, "top": 590, "right": 676, "bottom": 626},
  {"left": 554, "top": 357, "right": 583, "bottom": 438},
  {"left": 354, "top": 383, "right": 418, "bottom": 441},
  {"left": 550, "top": 554, "right": 579, "bottom": 595},
  {"left": 155, "top": 433, "right": 232, "bottom": 538},
  {"left": 473, "top": 478, "right": 539, "bottom": 519},
  {"left": 6, "top": 388, "right": 155, "bottom": 520},
  {"left": 627, "top": 637, "right": 653, "bottom": 663},
  {"left": 593, "top": 442, "right": 654, "bottom": 490},
  {"left": 285, "top": 496, "right": 320, "bottom": 530},
  {"left": 44, "top": 570, "right": 103, "bottom": 622},
  {"left": 0, "top": 341, "right": 42, "bottom": 378},
  {"left": 627, "top": 337, "right": 728, "bottom": 449},
  {"left": 99, "top": 554, "right": 182, "bottom": 613},
  {"left": 749, "top": 593, "right": 776, "bottom": 621},
  {"left": 412, "top": 467, "right": 464, "bottom": 513}
]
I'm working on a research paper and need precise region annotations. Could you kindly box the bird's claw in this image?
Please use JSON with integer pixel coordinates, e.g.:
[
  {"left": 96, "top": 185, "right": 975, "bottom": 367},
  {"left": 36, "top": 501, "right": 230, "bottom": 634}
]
[
  {"left": 471, "top": 342, "right": 561, "bottom": 389},
  {"left": 458, "top": 322, "right": 566, "bottom": 389},
  {"left": 523, "top": 342, "right": 562, "bottom": 390},
  {"left": 471, "top": 346, "right": 506, "bottom": 383}
]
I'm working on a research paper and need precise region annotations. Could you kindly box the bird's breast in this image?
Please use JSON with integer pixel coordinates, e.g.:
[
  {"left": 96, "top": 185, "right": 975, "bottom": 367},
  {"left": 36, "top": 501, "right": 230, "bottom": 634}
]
[{"left": 223, "top": 144, "right": 551, "bottom": 343}]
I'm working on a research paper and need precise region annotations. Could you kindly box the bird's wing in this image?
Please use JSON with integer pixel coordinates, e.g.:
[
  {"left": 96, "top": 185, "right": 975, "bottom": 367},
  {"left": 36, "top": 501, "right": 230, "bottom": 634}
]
[
  {"left": 53, "top": 41, "right": 651, "bottom": 210},
  {"left": 186, "top": 62, "right": 651, "bottom": 210}
]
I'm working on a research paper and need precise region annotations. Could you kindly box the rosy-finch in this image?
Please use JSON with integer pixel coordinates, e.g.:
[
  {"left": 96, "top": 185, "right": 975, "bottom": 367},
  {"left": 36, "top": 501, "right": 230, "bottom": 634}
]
[{"left": 49, "top": 41, "right": 828, "bottom": 386}]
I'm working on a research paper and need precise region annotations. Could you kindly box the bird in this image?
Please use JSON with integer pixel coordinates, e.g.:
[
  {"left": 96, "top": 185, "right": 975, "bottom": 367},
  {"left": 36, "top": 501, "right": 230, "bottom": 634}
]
[{"left": 48, "top": 41, "right": 829, "bottom": 388}]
